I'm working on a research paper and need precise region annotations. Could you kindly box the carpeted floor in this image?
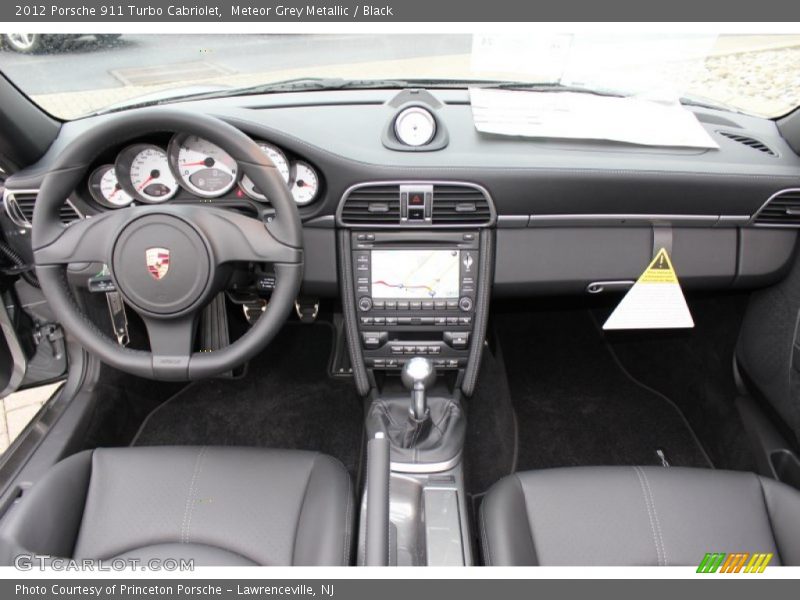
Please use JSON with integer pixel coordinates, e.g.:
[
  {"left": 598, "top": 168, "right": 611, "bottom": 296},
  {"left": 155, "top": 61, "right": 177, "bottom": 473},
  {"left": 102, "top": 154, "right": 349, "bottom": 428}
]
[
  {"left": 132, "top": 322, "right": 364, "bottom": 477},
  {"left": 494, "top": 308, "right": 713, "bottom": 473},
  {"left": 464, "top": 342, "right": 518, "bottom": 496},
  {"left": 600, "top": 293, "right": 755, "bottom": 472}
]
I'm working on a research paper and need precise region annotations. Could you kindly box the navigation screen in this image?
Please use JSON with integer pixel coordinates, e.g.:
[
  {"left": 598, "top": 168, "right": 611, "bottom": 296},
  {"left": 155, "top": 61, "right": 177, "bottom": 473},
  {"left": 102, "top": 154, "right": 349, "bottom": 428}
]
[{"left": 371, "top": 250, "right": 460, "bottom": 299}]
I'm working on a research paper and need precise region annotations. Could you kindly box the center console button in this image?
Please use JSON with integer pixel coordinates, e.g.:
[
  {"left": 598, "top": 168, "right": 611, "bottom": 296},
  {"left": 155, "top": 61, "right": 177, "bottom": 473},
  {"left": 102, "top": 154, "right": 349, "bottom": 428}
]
[
  {"left": 373, "top": 317, "right": 385, "bottom": 325},
  {"left": 410, "top": 301, "right": 422, "bottom": 310},
  {"left": 446, "top": 300, "right": 458, "bottom": 310},
  {"left": 358, "top": 297, "right": 373, "bottom": 312},
  {"left": 434, "top": 317, "right": 447, "bottom": 325},
  {"left": 444, "top": 331, "right": 470, "bottom": 349},
  {"left": 385, "top": 316, "right": 397, "bottom": 325},
  {"left": 385, "top": 301, "right": 397, "bottom": 310},
  {"left": 398, "top": 317, "right": 412, "bottom": 325},
  {"left": 420, "top": 317, "right": 434, "bottom": 325},
  {"left": 360, "top": 317, "right": 373, "bottom": 325},
  {"left": 362, "top": 331, "right": 387, "bottom": 348},
  {"left": 458, "top": 296, "right": 473, "bottom": 312},
  {"left": 397, "top": 301, "right": 409, "bottom": 310},
  {"left": 422, "top": 301, "right": 434, "bottom": 310},
  {"left": 434, "top": 301, "right": 446, "bottom": 310},
  {"left": 372, "top": 301, "right": 385, "bottom": 310}
]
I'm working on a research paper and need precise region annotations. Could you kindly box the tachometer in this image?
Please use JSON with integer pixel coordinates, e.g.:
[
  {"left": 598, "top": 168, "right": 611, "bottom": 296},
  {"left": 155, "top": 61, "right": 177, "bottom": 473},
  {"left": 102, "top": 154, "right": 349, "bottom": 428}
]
[
  {"left": 289, "top": 161, "right": 319, "bottom": 206},
  {"left": 239, "top": 141, "right": 290, "bottom": 201},
  {"left": 116, "top": 144, "right": 178, "bottom": 203},
  {"left": 88, "top": 164, "right": 134, "bottom": 208},
  {"left": 168, "top": 134, "right": 238, "bottom": 198}
]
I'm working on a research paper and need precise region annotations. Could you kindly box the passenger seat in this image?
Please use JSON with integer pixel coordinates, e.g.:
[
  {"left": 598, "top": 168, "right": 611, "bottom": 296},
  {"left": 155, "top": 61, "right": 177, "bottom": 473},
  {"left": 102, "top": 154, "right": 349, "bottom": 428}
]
[{"left": 480, "top": 466, "right": 800, "bottom": 566}]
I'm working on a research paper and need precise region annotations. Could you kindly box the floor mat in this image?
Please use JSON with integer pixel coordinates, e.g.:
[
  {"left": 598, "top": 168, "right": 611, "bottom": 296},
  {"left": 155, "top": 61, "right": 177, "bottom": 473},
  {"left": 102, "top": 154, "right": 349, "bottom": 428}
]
[
  {"left": 495, "top": 308, "right": 712, "bottom": 471},
  {"left": 601, "top": 294, "right": 755, "bottom": 472},
  {"left": 132, "top": 322, "right": 364, "bottom": 477}
]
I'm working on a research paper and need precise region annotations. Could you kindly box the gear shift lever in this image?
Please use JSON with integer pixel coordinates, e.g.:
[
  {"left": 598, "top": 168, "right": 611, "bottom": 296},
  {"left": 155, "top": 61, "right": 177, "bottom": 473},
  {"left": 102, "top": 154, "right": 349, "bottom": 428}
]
[{"left": 401, "top": 357, "right": 436, "bottom": 420}]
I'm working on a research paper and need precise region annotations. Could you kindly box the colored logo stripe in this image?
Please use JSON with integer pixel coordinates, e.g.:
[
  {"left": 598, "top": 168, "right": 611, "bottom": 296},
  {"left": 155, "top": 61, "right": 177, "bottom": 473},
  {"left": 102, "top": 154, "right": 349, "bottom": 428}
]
[
  {"left": 697, "top": 552, "right": 773, "bottom": 573},
  {"left": 745, "top": 553, "right": 773, "bottom": 573},
  {"left": 697, "top": 553, "right": 726, "bottom": 573}
]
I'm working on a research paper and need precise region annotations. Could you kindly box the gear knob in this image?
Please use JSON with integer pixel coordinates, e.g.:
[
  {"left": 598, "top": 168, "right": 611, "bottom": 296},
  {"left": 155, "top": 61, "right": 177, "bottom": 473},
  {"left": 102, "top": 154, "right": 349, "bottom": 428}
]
[{"left": 401, "top": 357, "right": 436, "bottom": 420}]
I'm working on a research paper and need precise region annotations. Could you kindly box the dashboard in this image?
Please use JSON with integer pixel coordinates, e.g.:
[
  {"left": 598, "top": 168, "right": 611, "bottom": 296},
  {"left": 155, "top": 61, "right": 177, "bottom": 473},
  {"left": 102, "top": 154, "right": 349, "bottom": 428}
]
[{"left": 3, "top": 87, "right": 800, "bottom": 303}]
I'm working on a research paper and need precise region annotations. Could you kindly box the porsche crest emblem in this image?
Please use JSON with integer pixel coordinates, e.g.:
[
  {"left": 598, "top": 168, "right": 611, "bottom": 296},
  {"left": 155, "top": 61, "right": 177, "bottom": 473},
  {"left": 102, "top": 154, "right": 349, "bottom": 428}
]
[{"left": 145, "top": 247, "right": 170, "bottom": 281}]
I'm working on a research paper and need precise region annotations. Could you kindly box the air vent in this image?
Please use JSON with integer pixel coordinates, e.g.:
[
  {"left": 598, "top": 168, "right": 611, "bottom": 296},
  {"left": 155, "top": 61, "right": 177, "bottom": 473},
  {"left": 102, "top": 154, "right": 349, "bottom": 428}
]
[
  {"left": 3, "top": 190, "right": 81, "bottom": 228},
  {"left": 719, "top": 131, "right": 777, "bottom": 157},
  {"left": 431, "top": 185, "right": 492, "bottom": 225},
  {"left": 753, "top": 190, "right": 800, "bottom": 227},
  {"left": 340, "top": 185, "right": 401, "bottom": 224}
]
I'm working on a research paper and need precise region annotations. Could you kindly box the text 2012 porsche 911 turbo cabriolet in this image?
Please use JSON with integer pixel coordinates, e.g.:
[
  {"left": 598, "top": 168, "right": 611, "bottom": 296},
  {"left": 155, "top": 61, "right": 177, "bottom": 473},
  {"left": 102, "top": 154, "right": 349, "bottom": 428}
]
[{"left": 0, "top": 33, "right": 798, "bottom": 567}]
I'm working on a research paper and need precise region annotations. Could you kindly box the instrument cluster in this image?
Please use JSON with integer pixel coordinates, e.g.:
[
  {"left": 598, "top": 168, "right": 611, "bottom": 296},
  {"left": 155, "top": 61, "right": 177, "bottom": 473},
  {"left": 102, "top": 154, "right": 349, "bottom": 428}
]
[{"left": 87, "top": 133, "right": 320, "bottom": 209}]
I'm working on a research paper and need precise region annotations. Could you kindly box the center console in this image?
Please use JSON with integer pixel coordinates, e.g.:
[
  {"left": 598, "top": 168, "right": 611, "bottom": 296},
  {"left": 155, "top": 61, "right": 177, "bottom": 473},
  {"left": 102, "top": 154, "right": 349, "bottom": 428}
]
[
  {"left": 351, "top": 230, "right": 479, "bottom": 373},
  {"left": 337, "top": 181, "right": 495, "bottom": 566},
  {"left": 338, "top": 181, "right": 495, "bottom": 399}
]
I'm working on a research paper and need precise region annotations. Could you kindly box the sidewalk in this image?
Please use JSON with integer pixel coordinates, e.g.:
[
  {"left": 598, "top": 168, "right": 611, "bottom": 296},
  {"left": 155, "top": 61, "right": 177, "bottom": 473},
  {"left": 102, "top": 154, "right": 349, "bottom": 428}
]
[{"left": 0, "top": 383, "right": 62, "bottom": 455}]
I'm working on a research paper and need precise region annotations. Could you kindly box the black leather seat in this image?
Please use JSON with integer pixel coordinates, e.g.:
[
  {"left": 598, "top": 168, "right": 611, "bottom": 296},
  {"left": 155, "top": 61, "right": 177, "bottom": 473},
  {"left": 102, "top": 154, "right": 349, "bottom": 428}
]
[
  {"left": 480, "top": 466, "right": 800, "bottom": 566},
  {"left": 0, "top": 446, "right": 353, "bottom": 566}
]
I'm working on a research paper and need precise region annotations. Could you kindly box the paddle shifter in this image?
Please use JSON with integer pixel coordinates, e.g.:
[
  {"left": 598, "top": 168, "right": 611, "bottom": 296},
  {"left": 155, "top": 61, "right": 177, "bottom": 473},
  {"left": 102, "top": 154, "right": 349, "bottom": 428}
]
[{"left": 401, "top": 357, "right": 436, "bottom": 421}]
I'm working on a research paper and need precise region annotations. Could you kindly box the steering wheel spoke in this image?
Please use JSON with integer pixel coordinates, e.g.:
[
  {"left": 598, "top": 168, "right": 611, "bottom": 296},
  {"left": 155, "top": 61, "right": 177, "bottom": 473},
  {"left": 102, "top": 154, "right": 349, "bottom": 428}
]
[
  {"left": 192, "top": 208, "right": 302, "bottom": 266},
  {"left": 34, "top": 211, "right": 126, "bottom": 266},
  {"left": 141, "top": 314, "right": 197, "bottom": 380}
]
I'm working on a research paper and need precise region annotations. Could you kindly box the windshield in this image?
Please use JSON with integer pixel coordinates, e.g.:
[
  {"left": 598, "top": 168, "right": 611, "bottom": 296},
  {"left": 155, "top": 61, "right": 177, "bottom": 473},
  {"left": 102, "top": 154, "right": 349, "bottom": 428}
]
[{"left": 0, "top": 32, "right": 798, "bottom": 120}]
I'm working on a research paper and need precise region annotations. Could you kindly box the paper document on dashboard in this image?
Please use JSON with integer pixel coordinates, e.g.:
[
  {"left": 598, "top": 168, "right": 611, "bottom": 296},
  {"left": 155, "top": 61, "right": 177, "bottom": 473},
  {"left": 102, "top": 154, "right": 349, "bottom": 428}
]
[{"left": 469, "top": 88, "right": 718, "bottom": 148}]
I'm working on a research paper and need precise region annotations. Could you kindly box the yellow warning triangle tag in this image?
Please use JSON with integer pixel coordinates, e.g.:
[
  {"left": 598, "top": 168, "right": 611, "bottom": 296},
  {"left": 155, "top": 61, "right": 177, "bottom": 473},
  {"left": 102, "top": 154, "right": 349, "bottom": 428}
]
[{"left": 603, "top": 248, "right": 694, "bottom": 330}]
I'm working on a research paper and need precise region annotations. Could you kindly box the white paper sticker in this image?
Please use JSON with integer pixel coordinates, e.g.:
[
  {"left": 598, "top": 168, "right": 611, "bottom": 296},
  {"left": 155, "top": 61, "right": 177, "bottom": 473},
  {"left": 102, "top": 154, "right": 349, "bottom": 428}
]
[
  {"left": 603, "top": 248, "right": 694, "bottom": 330},
  {"left": 469, "top": 87, "right": 719, "bottom": 148}
]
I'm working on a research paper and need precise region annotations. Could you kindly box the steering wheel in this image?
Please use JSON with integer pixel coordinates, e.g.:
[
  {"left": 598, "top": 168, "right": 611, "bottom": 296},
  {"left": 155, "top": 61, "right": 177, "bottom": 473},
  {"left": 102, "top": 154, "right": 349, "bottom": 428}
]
[{"left": 31, "top": 109, "right": 303, "bottom": 381}]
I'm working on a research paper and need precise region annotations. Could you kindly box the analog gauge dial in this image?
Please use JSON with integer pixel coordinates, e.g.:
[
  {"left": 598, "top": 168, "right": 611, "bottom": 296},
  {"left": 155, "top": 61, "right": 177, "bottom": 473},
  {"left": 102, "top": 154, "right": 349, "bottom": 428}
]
[
  {"left": 168, "top": 134, "right": 238, "bottom": 198},
  {"left": 239, "top": 141, "right": 290, "bottom": 201},
  {"left": 394, "top": 106, "right": 437, "bottom": 147},
  {"left": 88, "top": 164, "right": 134, "bottom": 208},
  {"left": 116, "top": 144, "right": 178, "bottom": 203},
  {"left": 289, "top": 161, "right": 319, "bottom": 205}
]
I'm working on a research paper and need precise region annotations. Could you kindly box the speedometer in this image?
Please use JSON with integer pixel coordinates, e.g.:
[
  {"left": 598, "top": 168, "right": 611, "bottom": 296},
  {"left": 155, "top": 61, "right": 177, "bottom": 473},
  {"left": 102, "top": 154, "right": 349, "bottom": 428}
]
[
  {"left": 168, "top": 134, "right": 238, "bottom": 198},
  {"left": 239, "top": 141, "right": 290, "bottom": 201},
  {"left": 88, "top": 164, "right": 134, "bottom": 208},
  {"left": 115, "top": 144, "right": 178, "bottom": 203}
]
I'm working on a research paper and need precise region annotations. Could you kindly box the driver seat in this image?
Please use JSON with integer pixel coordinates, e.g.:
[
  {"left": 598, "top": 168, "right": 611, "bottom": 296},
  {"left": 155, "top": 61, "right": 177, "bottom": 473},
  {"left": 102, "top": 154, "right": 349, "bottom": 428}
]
[{"left": 0, "top": 446, "right": 353, "bottom": 566}]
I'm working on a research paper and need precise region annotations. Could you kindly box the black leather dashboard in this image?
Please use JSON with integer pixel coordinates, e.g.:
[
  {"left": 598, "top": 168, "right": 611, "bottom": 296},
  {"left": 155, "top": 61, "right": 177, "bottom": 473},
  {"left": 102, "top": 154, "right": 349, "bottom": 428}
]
[{"left": 4, "top": 88, "right": 800, "bottom": 297}]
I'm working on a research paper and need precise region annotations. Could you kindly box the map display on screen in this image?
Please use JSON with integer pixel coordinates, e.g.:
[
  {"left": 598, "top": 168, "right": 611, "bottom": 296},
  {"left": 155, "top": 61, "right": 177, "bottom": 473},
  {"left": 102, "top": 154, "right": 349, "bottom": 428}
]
[{"left": 371, "top": 250, "right": 460, "bottom": 299}]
